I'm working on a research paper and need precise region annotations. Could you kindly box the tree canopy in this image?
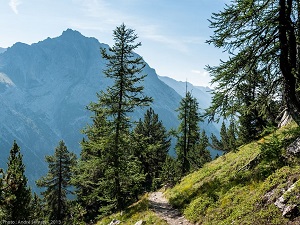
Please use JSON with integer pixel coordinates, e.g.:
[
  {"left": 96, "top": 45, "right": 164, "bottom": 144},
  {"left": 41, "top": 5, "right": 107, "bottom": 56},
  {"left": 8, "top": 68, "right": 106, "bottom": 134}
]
[{"left": 206, "top": 0, "right": 300, "bottom": 129}]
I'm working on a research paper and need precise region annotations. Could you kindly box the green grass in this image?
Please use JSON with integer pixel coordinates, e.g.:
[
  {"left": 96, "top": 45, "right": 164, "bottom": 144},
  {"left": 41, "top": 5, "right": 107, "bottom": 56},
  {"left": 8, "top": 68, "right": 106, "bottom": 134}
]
[
  {"left": 96, "top": 194, "right": 168, "bottom": 225},
  {"left": 96, "top": 123, "right": 300, "bottom": 224},
  {"left": 166, "top": 123, "right": 300, "bottom": 224}
]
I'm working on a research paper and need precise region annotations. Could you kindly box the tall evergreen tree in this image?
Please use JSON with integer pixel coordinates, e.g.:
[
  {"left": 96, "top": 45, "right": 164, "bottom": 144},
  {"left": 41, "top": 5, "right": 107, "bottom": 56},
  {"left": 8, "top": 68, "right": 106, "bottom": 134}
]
[
  {"left": 220, "top": 121, "right": 229, "bottom": 151},
  {"left": 2, "top": 141, "right": 31, "bottom": 221},
  {"left": 210, "top": 120, "right": 237, "bottom": 152},
  {"left": 75, "top": 23, "right": 152, "bottom": 217},
  {"left": 99, "top": 23, "right": 152, "bottom": 211},
  {"left": 132, "top": 107, "right": 171, "bottom": 191},
  {"left": 36, "top": 140, "right": 76, "bottom": 223},
  {"left": 205, "top": 0, "right": 300, "bottom": 126},
  {"left": 72, "top": 112, "right": 113, "bottom": 221},
  {"left": 188, "top": 130, "right": 211, "bottom": 170},
  {"left": 175, "top": 91, "right": 202, "bottom": 175}
]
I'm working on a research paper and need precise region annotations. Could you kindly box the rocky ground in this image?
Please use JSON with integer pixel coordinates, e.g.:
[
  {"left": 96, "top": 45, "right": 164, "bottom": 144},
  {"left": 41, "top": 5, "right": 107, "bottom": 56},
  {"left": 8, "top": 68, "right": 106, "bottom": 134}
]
[{"left": 148, "top": 192, "right": 193, "bottom": 225}]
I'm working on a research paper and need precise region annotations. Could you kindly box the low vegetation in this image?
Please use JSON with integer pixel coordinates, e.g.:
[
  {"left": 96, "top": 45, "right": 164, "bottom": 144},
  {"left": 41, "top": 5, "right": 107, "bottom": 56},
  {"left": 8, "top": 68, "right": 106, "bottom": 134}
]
[
  {"left": 96, "top": 194, "right": 168, "bottom": 225},
  {"left": 95, "top": 123, "right": 300, "bottom": 225},
  {"left": 166, "top": 123, "right": 300, "bottom": 224}
]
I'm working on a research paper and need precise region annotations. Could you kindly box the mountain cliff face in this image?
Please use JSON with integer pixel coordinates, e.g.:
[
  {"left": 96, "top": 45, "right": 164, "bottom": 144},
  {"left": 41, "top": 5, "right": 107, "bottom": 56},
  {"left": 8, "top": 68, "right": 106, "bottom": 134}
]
[
  {"left": 0, "top": 48, "right": 6, "bottom": 54},
  {"left": 0, "top": 29, "right": 218, "bottom": 189}
]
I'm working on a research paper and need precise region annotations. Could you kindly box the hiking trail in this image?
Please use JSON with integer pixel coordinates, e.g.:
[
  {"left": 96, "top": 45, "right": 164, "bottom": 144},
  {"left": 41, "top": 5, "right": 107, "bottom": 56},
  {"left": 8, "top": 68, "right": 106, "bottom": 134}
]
[{"left": 148, "top": 192, "right": 193, "bottom": 225}]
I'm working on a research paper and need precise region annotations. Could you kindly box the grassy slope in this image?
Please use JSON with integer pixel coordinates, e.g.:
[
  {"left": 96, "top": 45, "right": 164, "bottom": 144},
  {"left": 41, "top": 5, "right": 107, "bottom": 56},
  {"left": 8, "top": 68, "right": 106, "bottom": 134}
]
[
  {"left": 166, "top": 123, "right": 300, "bottom": 224},
  {"left": 97, "top": 124, "right": 300, "bottom": 224},
  {"left": 96, "top": 194, "right": 168, "bottom": 225}
]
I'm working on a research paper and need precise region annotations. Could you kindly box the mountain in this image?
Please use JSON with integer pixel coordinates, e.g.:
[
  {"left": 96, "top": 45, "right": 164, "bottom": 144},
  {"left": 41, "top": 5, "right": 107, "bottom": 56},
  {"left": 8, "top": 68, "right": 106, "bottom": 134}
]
[
  {"left": 158, "top": 76, "right": 222, "bottom": 157},
  {"left": 0, "top": 29, "right": 219, "bottom": 190},
  {"left": 158, "top": 76, "right": 212, "bottom": 109},
  {"left": 0, "top": 48, "right": 6, "bottom": 54}
]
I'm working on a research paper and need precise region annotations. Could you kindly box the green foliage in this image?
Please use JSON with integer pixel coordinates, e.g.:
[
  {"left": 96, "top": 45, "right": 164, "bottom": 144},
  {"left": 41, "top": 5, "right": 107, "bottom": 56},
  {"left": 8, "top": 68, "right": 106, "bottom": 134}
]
[
  {"left": 161, "top": 156, "right": 181, "bottom": 187},
  {"left": 30, "top": 193, "right": 45, "bottom": 220},
  {"left": 96, "top": 195, "right": 168, "bottom": 225},
  {"left": 188, "top": 130, "right": 211, "bottom": 171},
  {"left": 2, "top": 141, "right": 32, "bottom": 221},
  {"left": 166, "top": 124, "right": 300, "bottom": 224},
  {"left": 74, "top": 23, "right": 152, "bottom": 222},
  {"left": 132, "top": 108, "right": 171, "bottom": 191},
  {"left": 184, "top": 195, "right": 214, "bottom": 223},
  {"left": 175, "top": 91, "right": 204, "bottom": 175},
  {"left": 205, "top": 0, "right": 300, "bottom": 126},
  {"left": 210, "top": 120, "right": 237, "bottom": 152},
  {"left": 37, "top": 140, "right": 76, "bottom": 223}
]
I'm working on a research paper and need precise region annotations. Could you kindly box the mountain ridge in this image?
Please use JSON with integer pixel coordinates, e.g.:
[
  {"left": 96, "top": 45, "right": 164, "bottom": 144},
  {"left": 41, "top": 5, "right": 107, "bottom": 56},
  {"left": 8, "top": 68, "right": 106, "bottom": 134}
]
[{"left": 0, "top": 29, "right": 218, "bottom": 190}]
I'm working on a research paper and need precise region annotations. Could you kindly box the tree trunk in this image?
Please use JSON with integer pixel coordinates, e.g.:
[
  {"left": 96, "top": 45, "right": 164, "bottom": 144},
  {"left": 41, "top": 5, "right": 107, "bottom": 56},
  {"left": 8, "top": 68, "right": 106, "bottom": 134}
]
[{"left": 279, "top": 0, "right": 300, "bottom": 125}]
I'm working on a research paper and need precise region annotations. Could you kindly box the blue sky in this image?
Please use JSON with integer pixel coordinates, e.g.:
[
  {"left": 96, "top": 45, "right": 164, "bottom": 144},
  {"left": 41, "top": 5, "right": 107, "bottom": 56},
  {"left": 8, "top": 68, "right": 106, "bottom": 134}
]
[{"left": 1, "top": 0, "right": 228, "bottom": 87}]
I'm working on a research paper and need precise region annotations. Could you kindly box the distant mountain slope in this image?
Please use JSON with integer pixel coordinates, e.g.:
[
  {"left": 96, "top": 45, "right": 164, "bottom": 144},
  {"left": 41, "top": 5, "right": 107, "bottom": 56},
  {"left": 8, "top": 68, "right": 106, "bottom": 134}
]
[
  {"left": 0, "top": 48, "right": 6, "bottom": 53},
  {"left": 0, "top": 29, "right": 219, "bottom": 190},
  {"left": 158, "top": 76, "right": 221, "bottom": 132},
  {"left": 158, "top": 76, "right": 212, "bottom": 109}
]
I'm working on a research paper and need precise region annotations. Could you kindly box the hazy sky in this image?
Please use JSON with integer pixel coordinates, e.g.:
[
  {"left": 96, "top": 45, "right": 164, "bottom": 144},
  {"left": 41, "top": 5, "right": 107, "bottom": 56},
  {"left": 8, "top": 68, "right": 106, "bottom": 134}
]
[{"left": 1, "top": 0, "right": 228, "bottom": 87}]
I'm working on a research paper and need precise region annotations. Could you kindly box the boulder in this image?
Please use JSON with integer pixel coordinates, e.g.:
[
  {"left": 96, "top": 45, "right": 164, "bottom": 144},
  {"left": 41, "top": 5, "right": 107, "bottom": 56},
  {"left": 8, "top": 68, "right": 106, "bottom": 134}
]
[
  {"left": 109, "top": 219, "right": 121, "bottom": 225},
  {"left": 287, "top": 137, "right": 300, "bottom": 156},
  {"left": 134, "top": 220, "right": 145, "bottom": 225}
]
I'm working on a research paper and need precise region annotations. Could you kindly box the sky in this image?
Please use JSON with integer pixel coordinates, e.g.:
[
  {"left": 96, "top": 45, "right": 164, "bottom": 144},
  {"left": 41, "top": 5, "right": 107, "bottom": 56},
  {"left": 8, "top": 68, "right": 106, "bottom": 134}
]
[{"left": 0, "top": 0, "right": 229, "bottom": 87}]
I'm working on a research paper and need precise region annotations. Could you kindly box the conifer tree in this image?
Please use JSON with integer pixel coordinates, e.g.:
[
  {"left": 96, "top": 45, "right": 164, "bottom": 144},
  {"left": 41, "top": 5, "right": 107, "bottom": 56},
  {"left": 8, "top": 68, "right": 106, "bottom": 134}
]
[
  {"left": 220, "top": 121, "right": 229, "bottom": 151},
  {"left": 73, "top": 111, "right": 120, "bottom": 220},
  {"left": 132, "top": 107, "right": 171, "bottom": 191},
  {"left": 75, "top": 23, "right": 152, "bottom": 217},
  {"left": 175, "top": 91, "right": 202, "bottom": 175},
  {"left": 189, "top": 130, "right": 211, "bottom": 170},
  {"left": 210, "top": 121, "right": 238, "bottom": 152},
  {"left": 37, "top": 140, "right": 76, "bottom": 223},
  {"left": 205, "top": 0, "right": 300, "bottom": 126},
  {"left": 99, "top": 23, "right": 152, "bottom": 211},
  {"left": 30, "top": 193, "right": 45, "bottom": 220},
  {"left": 161, "top": 155, "right": 181, "bottom": 187},
  {"left": 2, "top": 141, "right": 31, "bottom": 221},
  {"left": 227, "top": 120, "right": 237, "bottom": 151}
]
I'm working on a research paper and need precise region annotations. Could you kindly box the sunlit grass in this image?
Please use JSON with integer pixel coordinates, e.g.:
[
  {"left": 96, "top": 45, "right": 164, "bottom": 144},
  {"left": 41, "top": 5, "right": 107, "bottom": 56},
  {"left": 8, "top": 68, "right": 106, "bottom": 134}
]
[
  {"left": 166, "top": 123, "right": 300, "bottom": 224},
  {"left": 96, "top": 194, "right": 168, "bottom": 225}
]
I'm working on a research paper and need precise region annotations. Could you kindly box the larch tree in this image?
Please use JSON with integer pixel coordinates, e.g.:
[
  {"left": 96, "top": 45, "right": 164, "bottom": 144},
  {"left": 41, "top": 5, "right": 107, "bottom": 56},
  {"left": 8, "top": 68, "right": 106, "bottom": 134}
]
[
  {"left": 36, "top": 140, "right": 76, "bottom": 223},
  {"left": 175, "top": 91, "right": 202, "bottom": 176},
  {"left": 75, "top": 23, "right": 152, "bottom": 216},
  {"left": 205, "top": 0, "right": 300, "bottom": 128}
]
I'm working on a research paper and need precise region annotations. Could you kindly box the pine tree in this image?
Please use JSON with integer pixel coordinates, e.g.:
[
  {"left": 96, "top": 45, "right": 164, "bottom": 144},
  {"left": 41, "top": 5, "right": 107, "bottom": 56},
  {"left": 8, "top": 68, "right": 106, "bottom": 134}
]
[
  {"left": 2, "top": 141, "right": 31, "bottom": 221},
  {"left": 175, "top": 91, "right": 202, "bottom": 175},
  {"left": 205, "top": 0, "right": 300, "bottom": 126},
  {"left": 36, "top": 140, "right": 76, "bottom": 223},
  {"left": 132, "top": 108, "right": 171, "bottom": 191}
]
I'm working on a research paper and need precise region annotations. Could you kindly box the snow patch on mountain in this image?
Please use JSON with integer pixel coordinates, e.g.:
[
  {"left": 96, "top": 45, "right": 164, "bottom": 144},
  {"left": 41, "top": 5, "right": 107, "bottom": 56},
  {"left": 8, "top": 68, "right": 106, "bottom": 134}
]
[{"left": 0, "top": 73, "right": 15, "bottom": 86}]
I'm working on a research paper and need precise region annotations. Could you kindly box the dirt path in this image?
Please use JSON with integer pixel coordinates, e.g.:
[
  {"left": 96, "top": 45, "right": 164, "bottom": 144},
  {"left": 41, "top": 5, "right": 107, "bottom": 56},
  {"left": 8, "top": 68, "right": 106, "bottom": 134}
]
[{"left": 148, "top": 192, "right": 194, "bottom": 225}]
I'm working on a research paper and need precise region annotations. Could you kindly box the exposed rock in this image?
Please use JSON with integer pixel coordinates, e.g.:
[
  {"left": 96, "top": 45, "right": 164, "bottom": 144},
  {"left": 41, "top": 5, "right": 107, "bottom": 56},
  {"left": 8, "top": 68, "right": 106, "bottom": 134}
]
[
  {"left": 278, "top": 109, "right": 293, "bottom": 128},
  {"left": 274, "top": 183, "right": 299, "bottom": 218},
  {"left": 109, "top": 219, "right": 121, "bottom": 225},
  {"left": 283, "top": 204, "right": 298, "bottom": 217},
  {"left": 134, "top": 220, "right": 145, "bottom": 225},
  {"left": 287, "top": 137, "right": 300, "bottom": 156}
]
